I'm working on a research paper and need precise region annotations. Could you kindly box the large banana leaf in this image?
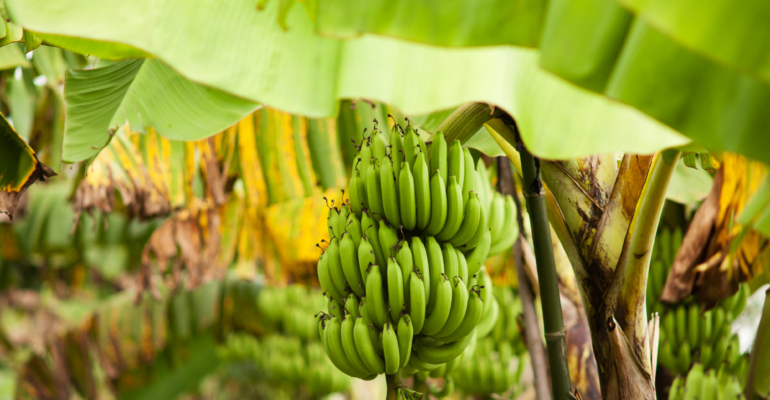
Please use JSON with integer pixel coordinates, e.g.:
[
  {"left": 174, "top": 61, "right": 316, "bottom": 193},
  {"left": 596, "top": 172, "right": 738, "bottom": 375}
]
[
  {"left": 0, "top": 43, "right": 29, "bottom": 70},
  {"left": 0, "top": 113, "right": 54, "bottom": 218},
  {"left": 539, "top": 0, "right": 770, "bottom": 165},
  {"left": 614, "top": 0, "right": 770, "bottom": 86},
  {"left": 10, "top": 0, "right": 688, "bottom": 161},
  {"left": 62, "top": 58, "right": 259, "bottom": 163}
]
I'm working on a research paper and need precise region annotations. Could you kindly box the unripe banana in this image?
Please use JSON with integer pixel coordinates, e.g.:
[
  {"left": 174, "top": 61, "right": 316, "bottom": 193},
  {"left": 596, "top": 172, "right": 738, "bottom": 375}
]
[
  {"left": 381, "top": 157, "right": 402, "bottom": 227},
  {"left": 435, "top": 277, "right": 469, "bottom": 338},
  {"left": 345, "top": 212, "right": 363, "bottom": 249},
  {"left": 463, "top": 195, "right": 488, "bottom": 251},
  {"left": 358, "top": 237, "right": 376, "bottom": 282},
  {"left": 345, "top": 294, "right": 360, "bottom": 319},
  {"left": 430, "top": 363, "right": 447, "bottom": 378},
  {"left": 399, "top": 161, "right": 417, "bottom": 230},
  {"left": 390, "top": 126, "right": 404, "bottom": 178},
  {"left": 437, "top": 287, "right": 482, "bottom": 342},
  {"left": 403, "top": 125, "right": 419, "bottom": 170},
  {"left": 366, "top": 263, "right": 388, "bottom": 328},
  {"left": 409, "top": 270, "right": 426, "bottom": 335},
  {"left": 349, "top": 163, "right": 366, "bottom": 215},
  {"left": 449, "top": 192, "right": 481, "bottom": 247},
  {"left": 436, "top": 176, "right": 464, "bottom": 241},
  {"left": 354, "top": 316, "right": 385, "bottom": 374},
  {"left": 328, "top": 207, "right": 340, "bottom": 239},
  {"left": 366, "top": 159, "right": 384, "bottom": 216},
  {"left": 476, "top": 292, "right": 499, "bottom": 339},
  {"left": 702, "top": 309, "right": 713, "bottom": 344},
  {"left": 466, "top": 230, "right": 492, "bottom": 277},
  {"left": 397, "top": 314, "right": 414, "bottom": 368},
  {"left": 362, "top": 210, "right": 386, "bottom": 270},
  {"left": 413, "top": 152, "right": 432, "bottom": 230},
  {"left": 430, "top": 131, "right": 448, "bottom": 185},
  {"left": 378, "top": 219, "right": 399, "bottom": 264},
  {"left": 678, "top": 340, "right": 692, "bottom": 373},
  {"left": 425, "top": 171, "right": 448, "bottom": 236},
  {"left": 341, "top": 314, "right": 374, "bottom": 376},
  {"left": 688, "top": 304, "right": 702, "bottom": 349},
  {"left": 488, "top": 195, "right": 517, "bottom": 256},
  {"left": 461, "top": 148, "right": 475, "bottom": 209},
  {"left": 414, "top": 330, "right": 476, "bottom": 364},
  {"left": 455, "top": 248, "right": 469, "bottom": 283},
  {"left": 675, "top": 305, "right": 687, "bottom": 345},
  {"left": 324, "top": 316, "right": 364, "bottom": 378},
  {"left": 359, "top": 139, "right": 373, "bottom": 178},
  {"left": 668, "top": 376, "right": 684, "bottom": 400},
  {"left": 340, "top": 233, "right": 365, "bottom": 297},
  {"left": 360, "top": 296, "right": 385, "bottom": 356},
  {"left": 425, "top": 236, "right": 445, "bottom": 314},
  {"left": 387, "top": 257, "right": 405, "bottom": 323},
  {"left": 409, "top": 350, "right": 442, "bottom": 372},
  {"left": 318, "top": 252, "right": 344, "bottom": 302},
  {"left": 339, "top": 206, "right": 350, "bottom": 236},
  {"left": 382, "top": 322, "right": 400, "bottom": 374},
  {"left": 417, "top": 131, "right": 428, "bottom": 159},
  {"left": 442, "top": 242, "right": 459, "bottom": 281},
  {"left": 421, "top": 274, "right": 453, "bottom": 336},
  {"left": 326, "top": 237, "right": 349, "bottom": 296},
  {"left": 488, "top": 193, "right": 505, "bottom": 242},
  {"left": 328, "top": 296, "right": 342, "bottom": 319},
  {"left": 490, "top": 361, "right": 506, "bottom": 393},
  {"left": 371, "top": 128, "right": 387, "bottom": 162},
  {"left": 411, "top": 237, "right": 431, "bottom": 305},
  {"left": 448, "top": 140, "right": 465, "bottom": 193},
  {"left": 683, "top": 363, "right": 704, "bottom": 400},
  {"left": 476, "top": 159, "right": 493, "bottom": 213},
  {"left": 396, "top": 241, "right": 413, "bottom": 305}
]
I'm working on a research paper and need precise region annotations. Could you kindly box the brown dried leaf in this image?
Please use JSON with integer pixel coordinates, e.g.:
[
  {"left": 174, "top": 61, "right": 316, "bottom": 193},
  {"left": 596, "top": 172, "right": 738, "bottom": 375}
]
[{"left": 604, "top": 316, "right": 654, "bottom": 400}]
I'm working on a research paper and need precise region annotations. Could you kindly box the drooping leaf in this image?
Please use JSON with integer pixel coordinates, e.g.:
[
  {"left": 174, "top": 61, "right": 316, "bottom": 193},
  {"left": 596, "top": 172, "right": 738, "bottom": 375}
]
[
  {"left": 37, "top": 33, "right": 150, "bottom": 60},
  {"left": 0, "top": 113, "right": 54, "bottom": 218},
  {"left": 615, "top": 0, "right": 770, "bottom": 86},
  {"left": 62, "top": 59, "right": 259, "bottom": 163},
  {"left": 11, "top": 0, "right": 689, "bottom": 161},
  {"left": 666, "top": 159, "right": 713, "bottom": 204},
  {"left": 539, "top": 0, "right": 770, "bottom": 166},
  {"left": 0, "top": 22, "right": 23, "bottom": 47},
  {"left": 316, "top": 0, "right": 546, "bottom": 47},
  {"left": 0, "top": 42, "right": 29, "bottom": 70}
]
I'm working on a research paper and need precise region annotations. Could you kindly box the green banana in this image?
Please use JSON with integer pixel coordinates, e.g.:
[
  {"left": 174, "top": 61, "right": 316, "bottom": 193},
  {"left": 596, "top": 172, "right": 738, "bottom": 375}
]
[
  {"left": 463, "top": 195, "right": 488, "bottom": 250},
  {"left": 349, "top": 161, "right": 366, "bottom": 215},
  {"left": 461, "top": 148, "right": 475, "bottom": 209},
  {"left": 425, "top": 236, "right": 445, "bottom": 314},
  {"left": 339, "top": 205, "right": 350, "bottom": 235},
  {"left": 340, "top": 233, "right": 364, "bottom": 297},
  {"left": 442, "top": 242, "right": 459, "bottom": 280},
  {"left": 397, "top": 313, "right": 414, "bottom": 368},
  {"left": 435, "top": 277, "right": 469, "bottom": 338},
  {"left": 345, "top": 294, "right": 360, "bottom": 319},
  {"left": 324, "top": 316, "right": 364, "bottom": 378},
  {"left": 409, "top": 270, "right": 426, "bottom": 335},
  {"left": 354, "top": 316, "right": 385, "bottom": 374},
  {"left": 411, "top": 237, "right": 431, "bottom": 305},
  {"left": 668, "top": 376, "right": 684, "bottom": 400},
  {"left": 436, "top": 176, "right": 464, "bottom": 241},
  {"left": 447, "top": 140, "right": 465, "bottom": 193},
  {"left": 318, "top": 252, "right": 344, "bottom": 302},
  {"left": 430, "top": 363, "right": 447, "bottom": 378},
  {"left": 421, "top": 274, "right": 453, "bottom": 336},
  {"left": 683, "top": 363, "right": 704, "bottom": 400},
  {"left": 359, "top": 137, "right": 373, "bottom": 178},
  {"left": 366, "top": 263, "right": 388, "bottom": 328},
  {"left": 390, "top": 124, "right": 404, "bottom": 178},
  {"left": 346, "top": 212, "right": 363, "bottom": 249},
  {"left": 417, "top": 131, "right": 428, "bottom": 159},
  {"left": 387, "top": 257, "right": 405, "bottom": 323},
  {"left": 455, "top": 248, "right": 469, "bottom": 283},
  {"left": 341, "top": 314, "right": 373, "bottom": 376},
  {"left": 358, "top": 237, "right": 376, "bottom": 283},
  {"left": 371, "top": 128, "right": 387, "bottom": 161},
  {"left": 360, "top": 296, "right": 385, "bottom": 356},
  {"left": 430, "top": 131, "right": 448, "bottom": 185},
  {"left": 413, "top": 152, "right": 432, "bottom": 230},
  {"left": 366, "top": 158, "right": 384, "bottom": 216},
  {"left": 399, "top": 161, "right": 417, "bottom": 230},
  {"left": 362, "top": 210, "right": 386, "bottom": 269},
  {"left": 379, "top": 219, "right": 399, "bottom": 263},
  {"left": 381, "top": 156, "right": 402, "bottom": 227},
  {"left": 676, "top": 305, "right": 687, "bottom": 346},
  {"left": 488, "top": 193, "right": 505, "bottom": 242},
  {"left": 476, "top": 159, "right": 493, "bottom": 213},
  {"left": 328, "top": 207, "right": 340, "bottom": 239},
  {"left": 403, "top": 124, "right": 419, "bottom": 170},
  {"left": 326, "top": 237, "right": 349, "bottom": 297},
  {"left": 382, "top": 322, "right": 400, "bottom": 374},
  {"left": 425, "top": 171, "right": 448, "bottom": 236},
  {"left": 688, "top": 304, "right": 702, "bottom": 349},
  {"left": 488, "top": 195, "right": 517, "bottom": 256},
  {"left": 437, "top": 287, "right": 482, "bottom": 342},
  {"left": 449, "top": 192, "right": 481, "bottom": 247},
  {"left": 414, "top": 330, "right": 476, "bottom": 364},
  {"left": 466, "top": 230, "right": 492, "bottom": 277},
  {"left": 409, "top": 350, "right": 442, "bottom": 372},
  {"left": 475, "top": 293, "right": 499, "bottom": 339},
  {"left": 396, "top": 241, "right": 413, "bottom": 306}
]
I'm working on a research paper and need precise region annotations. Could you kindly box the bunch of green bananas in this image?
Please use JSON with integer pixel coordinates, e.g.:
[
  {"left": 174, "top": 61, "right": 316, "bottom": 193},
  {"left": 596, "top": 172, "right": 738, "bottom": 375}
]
[
  {"left": 668, "top": 363, "right": 747, "bottom": 400},
  {"left": 218, "top": 333, "right": 262, "bottom": 361},
  {"left": 315, "top": 120, "right": 515, "bottom": 387},
  {"left": 257, "top": 285, "right": 327, "bottom": 340},
  {"left": 453, "top": 287, "right": 527, "bottom": 395},
  {"left": 647, "top": 227, "right": 750, "bottom": 376},
  {"left": 476, "top": 161, "right": 519, "bottom": 256}
]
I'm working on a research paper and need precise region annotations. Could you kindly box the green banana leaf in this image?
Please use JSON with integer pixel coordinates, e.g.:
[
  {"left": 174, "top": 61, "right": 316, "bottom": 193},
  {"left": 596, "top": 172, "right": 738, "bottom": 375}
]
[
  {"left": 665, "top": 159, "right": 713, "bottom": 205},
  {"left": 539, "top": 0, "right": 770, "bottom": 166},
  {"left": 10, "top": 0, "right": 688, "bottom": 163},
  {"left": 315, "top": 0, "right": 546, "bottom": 47},
  {"left": 0, "top": 112, "right": 54, "bottom": 218},
  {"left": 0, "top": 43, "right": 29, "bottom": 70},
  {"left": 615, "top": 0, "right": 770, "bottom": 86},
  {"left": 62, "top": 58, "right": 259, "bottom": 162}
]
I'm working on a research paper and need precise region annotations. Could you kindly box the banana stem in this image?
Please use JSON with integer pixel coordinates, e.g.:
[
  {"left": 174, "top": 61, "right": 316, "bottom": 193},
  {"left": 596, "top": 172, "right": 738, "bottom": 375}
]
[
  {"left": 386, "top": 370, "right": 402, "bottom": 400},
  {"left": 413, "top": 373, "right": 428, "bottom": 397},
  {"left": 512, "top": 117, "right": 572, "bottom": 400},
  {"left": 745, "top": 288, "right": 770, "bottom": 399},
  {"left": 435, "top": 102, "right": 503, "bottom": 143}
]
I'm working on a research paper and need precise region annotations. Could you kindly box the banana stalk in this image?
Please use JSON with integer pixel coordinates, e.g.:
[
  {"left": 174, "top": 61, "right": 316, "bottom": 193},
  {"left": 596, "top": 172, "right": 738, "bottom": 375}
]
[
  {"left": 745, "top": 288, "right": 770, "bottom": 399},
  {"left": 514, "top": 118, "right": 573, "bottom": 400}
]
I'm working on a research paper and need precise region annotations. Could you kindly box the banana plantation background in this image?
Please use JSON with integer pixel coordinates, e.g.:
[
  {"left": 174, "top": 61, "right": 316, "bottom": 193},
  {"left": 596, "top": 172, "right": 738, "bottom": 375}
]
[{"left": 1, "top": 0, "right": 770, "bottom": 399}]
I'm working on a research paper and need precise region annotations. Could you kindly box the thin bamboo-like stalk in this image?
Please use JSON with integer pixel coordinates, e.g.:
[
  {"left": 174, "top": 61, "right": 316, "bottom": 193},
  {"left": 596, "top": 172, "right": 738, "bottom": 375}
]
[
  {"left": 386, "top": 371, "right": 402, "bottom": 400},
  {"left": 512, "top": 117, "right": 572, "bottom": 400}
]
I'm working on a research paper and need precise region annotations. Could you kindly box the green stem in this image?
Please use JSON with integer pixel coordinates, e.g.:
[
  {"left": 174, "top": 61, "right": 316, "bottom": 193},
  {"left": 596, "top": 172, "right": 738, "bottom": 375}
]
[
  {"left": 745, "top": 288, "right": 770, "bottom": 399},
  {"left": 413, "top": 373, "right": 428, "bottom": 397},
  {"left": 386, "top": 371, "right": 402, "bottom": 400},
  {"left": 513, "top": 119, "right": 572, "bottom": 400}
]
